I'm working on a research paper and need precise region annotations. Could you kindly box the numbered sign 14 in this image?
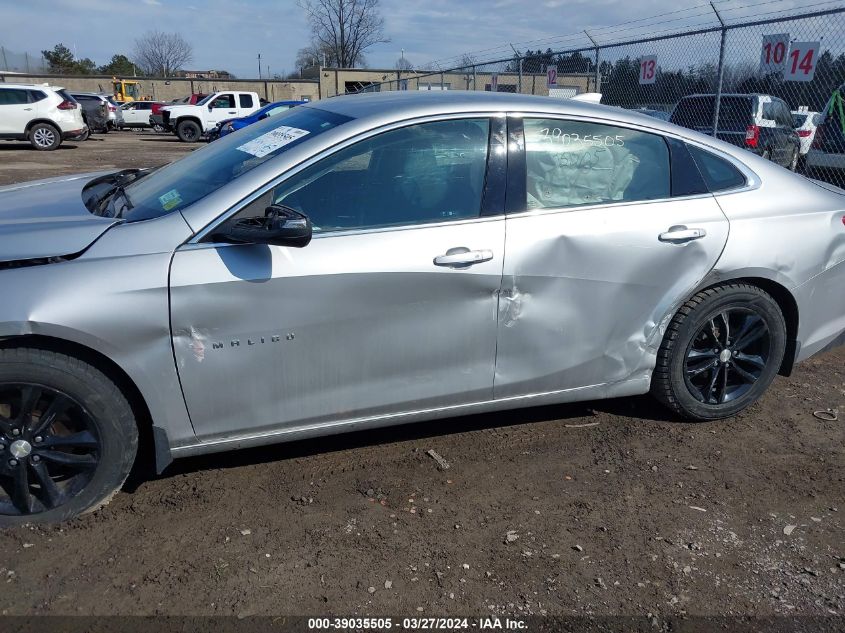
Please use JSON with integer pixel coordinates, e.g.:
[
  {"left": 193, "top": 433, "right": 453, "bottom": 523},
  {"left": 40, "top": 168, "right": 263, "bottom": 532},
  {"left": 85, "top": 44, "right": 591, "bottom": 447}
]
[
  {"left": 784, "top": 42, "right": 820, "bottom": 82},
  {"left": 639, "top": 56, "right": 657, "bottom": 85},
  {"left": 760, "top": 33, "right": 789, "bottom": 73}
]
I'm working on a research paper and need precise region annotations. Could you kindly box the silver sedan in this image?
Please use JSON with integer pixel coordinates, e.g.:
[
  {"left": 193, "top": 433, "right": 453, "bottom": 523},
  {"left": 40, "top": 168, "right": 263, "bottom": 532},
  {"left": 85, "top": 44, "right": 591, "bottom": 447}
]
[{"left": 1, "top": 92, "right": 844, "bottom": 524}]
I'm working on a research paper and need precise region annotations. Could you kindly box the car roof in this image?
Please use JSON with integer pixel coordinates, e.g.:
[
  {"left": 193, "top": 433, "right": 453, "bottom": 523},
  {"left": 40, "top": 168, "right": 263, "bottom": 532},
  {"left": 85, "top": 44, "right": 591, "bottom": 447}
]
[
  {"left": 309, "top": 90, "right": 684, "bottom": 134},
  {"left": 0, "top": 83, "right": 64, "bottom": 91}
]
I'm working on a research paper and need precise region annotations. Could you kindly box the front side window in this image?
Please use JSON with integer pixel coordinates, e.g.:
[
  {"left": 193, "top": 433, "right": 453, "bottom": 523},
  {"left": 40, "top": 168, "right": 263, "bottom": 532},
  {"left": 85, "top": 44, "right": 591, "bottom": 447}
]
[
  {"left": 211, "top": 94, "right": 235, "bottom": 109},
  {"left": 0, "top": 89, "right": 29, "bottom": 105},
  {"left": 523, "top": 118, "right": 670, "bottom": 210},
  {"left": 263, "top": 118, "right": 490, "bottom": 233}
]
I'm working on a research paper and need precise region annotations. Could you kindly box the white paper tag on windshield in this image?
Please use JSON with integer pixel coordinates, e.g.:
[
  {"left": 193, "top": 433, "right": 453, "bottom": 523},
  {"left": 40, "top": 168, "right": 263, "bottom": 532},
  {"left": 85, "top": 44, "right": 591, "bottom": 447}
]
[{"left": 236, "top": 126, "right": 310, "bottom": 158}]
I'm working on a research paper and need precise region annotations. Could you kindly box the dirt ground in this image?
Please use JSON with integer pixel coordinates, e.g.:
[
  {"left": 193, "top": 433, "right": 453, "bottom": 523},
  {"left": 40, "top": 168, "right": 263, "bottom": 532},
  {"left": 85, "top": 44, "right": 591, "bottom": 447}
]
[{"left": 0, "top": 133, "right": 843, "bottom": 620}]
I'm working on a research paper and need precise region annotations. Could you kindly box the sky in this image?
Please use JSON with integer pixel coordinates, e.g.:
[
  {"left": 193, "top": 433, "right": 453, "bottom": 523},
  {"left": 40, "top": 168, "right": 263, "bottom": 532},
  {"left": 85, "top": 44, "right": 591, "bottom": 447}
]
[{"left": 0, "top": 0, "right": 827, "bottom": 77}]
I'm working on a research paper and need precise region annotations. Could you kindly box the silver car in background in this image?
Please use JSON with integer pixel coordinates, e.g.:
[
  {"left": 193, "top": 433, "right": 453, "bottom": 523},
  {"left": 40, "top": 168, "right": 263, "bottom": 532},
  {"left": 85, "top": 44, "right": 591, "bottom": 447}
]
[{"left": 1, "top": 92, "right": 844, "bottom": 524}]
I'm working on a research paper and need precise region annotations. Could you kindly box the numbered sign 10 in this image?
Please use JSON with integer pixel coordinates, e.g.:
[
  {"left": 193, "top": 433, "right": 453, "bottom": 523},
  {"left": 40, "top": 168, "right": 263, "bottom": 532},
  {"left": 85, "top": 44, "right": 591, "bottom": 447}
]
[
  {"left": 760, "top": 33, "right": 789, "bottom": 73},
  {"left": 639, "top": 56, "right": 657, "bottom": 85},
  {"left": 784, "top": 41, "right": 820, "bottom": 82}
]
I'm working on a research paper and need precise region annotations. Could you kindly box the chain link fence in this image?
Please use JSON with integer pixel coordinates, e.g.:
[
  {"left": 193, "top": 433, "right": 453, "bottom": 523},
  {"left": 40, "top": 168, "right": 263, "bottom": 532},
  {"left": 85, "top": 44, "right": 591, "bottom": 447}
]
[
  {"left": 348, "top": 6, "right": 845, "bottom": 188},
  {"left": 0, "top": 47, "right": 48, "bottom": 74}
]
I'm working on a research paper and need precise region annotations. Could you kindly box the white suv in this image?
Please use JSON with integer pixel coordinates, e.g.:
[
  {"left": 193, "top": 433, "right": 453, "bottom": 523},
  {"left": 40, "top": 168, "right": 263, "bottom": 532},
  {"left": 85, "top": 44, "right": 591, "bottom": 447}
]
[{"left": 0, "top": 83, "right": 86, "bottom": 150}]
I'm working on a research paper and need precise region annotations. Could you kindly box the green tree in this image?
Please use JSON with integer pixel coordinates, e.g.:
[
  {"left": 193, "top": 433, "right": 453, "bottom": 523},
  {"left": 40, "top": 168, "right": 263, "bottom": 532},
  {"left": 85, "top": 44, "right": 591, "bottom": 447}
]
[
  {"left": 42, "top": 43, "right": 76, "bottom": 73},
  {"left": 98, "top": 54, "right": 136, "bottom": 76},
  {"left": 41, "top": 43, "right": 97, "bottom": 74}
]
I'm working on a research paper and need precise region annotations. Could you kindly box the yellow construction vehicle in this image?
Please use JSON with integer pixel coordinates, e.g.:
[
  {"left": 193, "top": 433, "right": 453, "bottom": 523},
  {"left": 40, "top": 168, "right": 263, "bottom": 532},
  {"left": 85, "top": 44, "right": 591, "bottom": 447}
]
[{"left": 111, "top": 78, "right": 149, "bottom": 102}]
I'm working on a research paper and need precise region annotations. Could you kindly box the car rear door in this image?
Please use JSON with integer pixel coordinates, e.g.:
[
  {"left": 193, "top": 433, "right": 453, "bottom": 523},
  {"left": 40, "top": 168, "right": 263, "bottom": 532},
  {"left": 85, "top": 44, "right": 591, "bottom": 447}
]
[
  {"left": 494, "top": 117, "right": 730, "bottom": 399},
  {"left": 237, "top": 93, "right": 257, "bottom": 116},
  {"left": 169, "top": 116, "right": 506, "bottom": 440}
]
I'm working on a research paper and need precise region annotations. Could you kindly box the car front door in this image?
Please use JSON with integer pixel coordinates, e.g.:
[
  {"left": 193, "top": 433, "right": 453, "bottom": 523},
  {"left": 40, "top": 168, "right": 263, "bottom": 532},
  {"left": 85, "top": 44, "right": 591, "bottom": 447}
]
[
  {"left": 0, "top": 88, "right": 35, "bottom": 135},
  {"left": 169, "top": 117, "right": 505, "bottom": 439},
  {"left": 206, "top": 93, "right": 237, "bottom": 127},
  {"left": 494, "top": 117, "right": 730, "bottom": 399}
]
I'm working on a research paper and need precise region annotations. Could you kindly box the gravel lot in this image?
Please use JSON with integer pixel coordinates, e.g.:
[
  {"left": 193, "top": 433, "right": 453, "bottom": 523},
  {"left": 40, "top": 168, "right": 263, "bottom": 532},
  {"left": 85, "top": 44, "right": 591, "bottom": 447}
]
[{"left": 0, "top": 133, "right": 843, "bottom": 619}]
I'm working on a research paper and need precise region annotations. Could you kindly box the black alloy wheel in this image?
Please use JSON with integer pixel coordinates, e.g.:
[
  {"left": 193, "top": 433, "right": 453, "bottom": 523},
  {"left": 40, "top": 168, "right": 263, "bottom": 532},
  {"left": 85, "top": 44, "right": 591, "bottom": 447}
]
[
  {"left": 683, "top": 308, "right": 771, "bottom": 405},
  {"left": 0, "top": 384, "right": 100, "bottom": 516}
]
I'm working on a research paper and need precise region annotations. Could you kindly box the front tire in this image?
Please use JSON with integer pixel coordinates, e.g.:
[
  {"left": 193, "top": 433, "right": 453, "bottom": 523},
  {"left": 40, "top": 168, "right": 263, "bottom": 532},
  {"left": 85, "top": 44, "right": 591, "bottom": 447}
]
[
  {"left": 29, "top": 123, "right": 61, "bottom": 151},
  {"left": 0, "top": 348, "right": 138, "bottom": 525},
  {"left": 651, "top": 283, "right": 786, "bottom": 421},
  {"left": 176, "top": 120, "right": 201, "bottom": 142}
]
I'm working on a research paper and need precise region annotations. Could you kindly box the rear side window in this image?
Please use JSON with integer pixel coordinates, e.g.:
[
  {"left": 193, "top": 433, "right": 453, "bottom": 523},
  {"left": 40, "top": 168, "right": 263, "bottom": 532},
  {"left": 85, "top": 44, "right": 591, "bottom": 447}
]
[
  {"left": 523, "top": 118, "right": 670, "bottom": 209},
  {"left": 239, "top": 94, "right": 254, "bottom": 108},
  {"left": 0, "top": 88, "right": 30, "bottom": 105},
  {"left": 670, "top": 96, "right": 753, "bottom": 132},
  {"left": 687, "top": 145, "right": 747, "bottom": 192}
]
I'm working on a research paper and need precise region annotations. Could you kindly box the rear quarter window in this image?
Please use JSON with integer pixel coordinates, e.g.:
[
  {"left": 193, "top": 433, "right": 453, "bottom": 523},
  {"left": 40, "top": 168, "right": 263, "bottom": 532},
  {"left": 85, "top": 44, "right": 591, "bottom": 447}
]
[{"left": 687, "top": 145, "right": 747, "bottom": 192}]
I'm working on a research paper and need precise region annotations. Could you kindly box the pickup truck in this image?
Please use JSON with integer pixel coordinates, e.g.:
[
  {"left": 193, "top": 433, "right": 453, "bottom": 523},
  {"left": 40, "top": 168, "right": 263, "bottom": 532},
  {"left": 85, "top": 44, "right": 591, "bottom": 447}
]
[{"left": 161, "top": 91, "right": 261, "bottom": 142}]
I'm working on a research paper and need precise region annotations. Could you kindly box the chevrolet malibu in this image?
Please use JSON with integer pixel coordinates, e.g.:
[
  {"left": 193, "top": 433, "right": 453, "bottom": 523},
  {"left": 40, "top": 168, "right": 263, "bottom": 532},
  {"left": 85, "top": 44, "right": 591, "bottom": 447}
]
[{"left": 1, "top": 92, "right": 844, "bottom": 524}]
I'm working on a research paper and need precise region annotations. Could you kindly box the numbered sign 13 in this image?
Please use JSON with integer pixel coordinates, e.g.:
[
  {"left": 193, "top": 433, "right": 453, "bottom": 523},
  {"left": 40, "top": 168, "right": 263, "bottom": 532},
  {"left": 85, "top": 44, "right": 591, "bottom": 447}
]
[{"left": 639, "top": 56, "right": 657, "bottom": 85}]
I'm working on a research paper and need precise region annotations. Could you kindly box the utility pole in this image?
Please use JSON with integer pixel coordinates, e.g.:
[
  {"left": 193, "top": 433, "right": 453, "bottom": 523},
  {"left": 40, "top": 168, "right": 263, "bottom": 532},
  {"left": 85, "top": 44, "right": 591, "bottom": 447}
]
[
  {"left": 584, "top": 30, "right": 601, "bottom": 93},
  {"left": 710, "top": 1, "right": 727, "bottom": 137},
  {"left": 510, "top": 43, "right": 522, "bottom": 94},
  {"left": 257, "top": 53, "right": 262, "bottom": 79}
]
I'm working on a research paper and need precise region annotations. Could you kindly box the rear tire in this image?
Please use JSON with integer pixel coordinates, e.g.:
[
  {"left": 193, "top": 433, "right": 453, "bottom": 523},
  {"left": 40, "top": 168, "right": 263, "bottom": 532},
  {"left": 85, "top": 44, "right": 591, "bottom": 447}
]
[
  {"left": 176, "top": 120, "right": 201, "bottom": 142},
  {"left": 28, "top": 123, "right": 61, "bottom": 151},
  {"left": 0, "top": 348, "right": 138, "bottom": 525},
  {"left": 651, "top": 283, "right": 786, "bottom": 421},
  {"left": 789, "top": 148, "right": 799, "bottom": 172}
]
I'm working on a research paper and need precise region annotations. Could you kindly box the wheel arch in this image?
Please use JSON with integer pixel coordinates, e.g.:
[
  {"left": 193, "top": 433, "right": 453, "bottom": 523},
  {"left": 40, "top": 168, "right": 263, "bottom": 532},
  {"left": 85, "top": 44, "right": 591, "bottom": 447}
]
[
  {"left": 692, "top": 275, "right": 799, "bottom": 376},
  {"left": 24, "top": 119, "right": 61, "bottom": 134},
  {"left": 0, "top": 334, "right": 171, "bottom": 473}
]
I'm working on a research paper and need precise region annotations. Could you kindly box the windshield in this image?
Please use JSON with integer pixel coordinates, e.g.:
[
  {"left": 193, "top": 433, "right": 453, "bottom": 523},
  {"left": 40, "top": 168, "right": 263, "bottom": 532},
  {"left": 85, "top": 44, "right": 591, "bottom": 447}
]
[
  {"left": 117, "top": 107, "right": 352, "bottom": 221},
  {"left": 195, "top": 94, "right": 215, "bottom": 106}
]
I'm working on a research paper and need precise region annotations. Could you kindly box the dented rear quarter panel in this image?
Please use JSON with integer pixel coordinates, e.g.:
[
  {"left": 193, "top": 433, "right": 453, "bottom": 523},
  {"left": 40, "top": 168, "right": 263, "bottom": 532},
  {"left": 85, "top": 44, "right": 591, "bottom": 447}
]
[{"left": 707, "top": 153, "right": 845, "bottom": 362}]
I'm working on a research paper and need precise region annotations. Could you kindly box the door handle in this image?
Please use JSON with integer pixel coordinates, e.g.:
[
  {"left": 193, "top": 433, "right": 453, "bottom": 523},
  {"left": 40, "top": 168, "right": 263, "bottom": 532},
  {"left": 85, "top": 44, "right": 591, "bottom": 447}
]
[
  {"left": 24, "top": 108, "right": 33, "bottom": 111},
  {"left": 228, "top": 111, "right": 237, "bottom": 114},
  {"left": 433, "top": 247, "right": 494, "bottom": 268},
  {"left": 658, "top": 226, "right": 707, "bottom": 243}
]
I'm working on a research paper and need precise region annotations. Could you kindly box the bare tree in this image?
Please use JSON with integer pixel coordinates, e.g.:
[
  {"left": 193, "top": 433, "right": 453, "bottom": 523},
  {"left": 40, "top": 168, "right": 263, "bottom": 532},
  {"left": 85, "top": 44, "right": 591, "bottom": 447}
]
[
  {"left": 133, "top": 31, "right": 193, "bottom": 76},
  {"left": 299, "top": 0, "right": 389, "bottom": 68},
  {"left": 394, "top": 55, "right": 413, "bottom": 71}
]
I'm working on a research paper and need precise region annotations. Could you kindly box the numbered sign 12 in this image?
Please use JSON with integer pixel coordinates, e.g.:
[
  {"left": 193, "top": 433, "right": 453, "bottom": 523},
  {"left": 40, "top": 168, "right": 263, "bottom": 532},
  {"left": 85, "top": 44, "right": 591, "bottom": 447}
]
[
  {"left": 639, "top": 55, "right": 657, "bottom": 85},
  {"left": 784, "top": 41, "right": 821, "bottom": 82},
  {"left": 760, "top": 33, "right": 789, "bottom": 73},
  {"left": 546, "top": 67, "right": 557, "bottom": 88}
]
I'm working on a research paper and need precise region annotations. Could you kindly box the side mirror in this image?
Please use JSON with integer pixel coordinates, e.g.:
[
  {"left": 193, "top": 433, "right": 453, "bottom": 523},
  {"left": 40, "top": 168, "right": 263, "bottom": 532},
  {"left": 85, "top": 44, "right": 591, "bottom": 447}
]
[
  {"left": 212, "top": 205, "right": 312, "bottom": 248},
  {"left": 208, "top": 104, "right": 214, "bottom": 111}
]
